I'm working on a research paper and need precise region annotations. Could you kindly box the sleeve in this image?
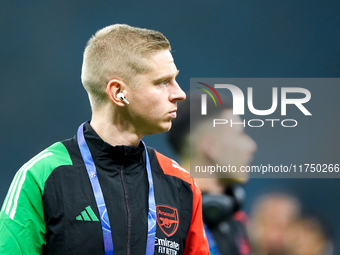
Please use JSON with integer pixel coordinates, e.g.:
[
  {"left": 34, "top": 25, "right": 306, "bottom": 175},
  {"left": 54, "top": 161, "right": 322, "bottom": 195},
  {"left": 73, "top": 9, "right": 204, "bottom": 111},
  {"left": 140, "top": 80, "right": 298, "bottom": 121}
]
[
  {"left": 0, "top": 170, "right": 46, "bottom": 254},
  {"left": 0, "top": 143, "right": 72, "bottom": 254},
  {"left": 183, "top": 179, "right": 210, "bottom": 255},
  {"left": 0, "top": 150, "right": 55, "bottom": 254}
]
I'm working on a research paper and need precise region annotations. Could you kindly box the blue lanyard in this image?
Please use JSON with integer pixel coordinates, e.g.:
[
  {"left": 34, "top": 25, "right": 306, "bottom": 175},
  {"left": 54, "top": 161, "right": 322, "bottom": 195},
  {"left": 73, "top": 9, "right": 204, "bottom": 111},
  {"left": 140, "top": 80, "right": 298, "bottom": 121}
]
[
  {"left": 204, "top": 224, "right": 220, "bottom": 255},
  {"left": 77, "top": 122, "right": 156, "bottom": 255}
]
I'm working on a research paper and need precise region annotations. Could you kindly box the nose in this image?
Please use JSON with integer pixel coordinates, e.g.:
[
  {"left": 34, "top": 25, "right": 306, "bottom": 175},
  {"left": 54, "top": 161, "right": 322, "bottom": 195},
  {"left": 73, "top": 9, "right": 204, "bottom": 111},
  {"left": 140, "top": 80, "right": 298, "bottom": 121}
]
[{"left": 170, "top": 81, "right": 186, "bottom": 102}]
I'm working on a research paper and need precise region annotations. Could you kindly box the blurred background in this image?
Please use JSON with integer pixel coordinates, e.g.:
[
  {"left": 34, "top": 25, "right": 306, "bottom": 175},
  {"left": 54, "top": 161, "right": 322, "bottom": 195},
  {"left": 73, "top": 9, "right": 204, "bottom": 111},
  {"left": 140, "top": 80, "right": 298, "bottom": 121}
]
[{"left": 1, "top": 0, "right": 339, "bottom": 253}]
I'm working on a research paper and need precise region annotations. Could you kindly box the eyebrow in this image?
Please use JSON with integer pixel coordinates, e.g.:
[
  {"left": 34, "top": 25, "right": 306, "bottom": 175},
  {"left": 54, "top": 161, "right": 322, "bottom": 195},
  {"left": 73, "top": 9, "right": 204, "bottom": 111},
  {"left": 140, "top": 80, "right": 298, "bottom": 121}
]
[{"left": 153, "top": 70, "right": 180, "bottom": 84}]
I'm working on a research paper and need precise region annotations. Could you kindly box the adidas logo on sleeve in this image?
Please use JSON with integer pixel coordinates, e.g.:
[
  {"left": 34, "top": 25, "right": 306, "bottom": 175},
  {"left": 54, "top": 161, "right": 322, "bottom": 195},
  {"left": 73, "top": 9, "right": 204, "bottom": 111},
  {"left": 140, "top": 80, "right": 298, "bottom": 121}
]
[{"left": 76, "top": 206, "right": 99, "bottom": 222}]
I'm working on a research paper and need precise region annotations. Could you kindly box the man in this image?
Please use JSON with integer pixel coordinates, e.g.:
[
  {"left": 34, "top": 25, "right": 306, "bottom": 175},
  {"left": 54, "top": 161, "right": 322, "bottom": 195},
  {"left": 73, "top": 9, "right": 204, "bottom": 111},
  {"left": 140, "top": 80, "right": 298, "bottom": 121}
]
[
  {"left": 167, "top": 94, "right": 257, "bottom": 254},
  {"left": 249, "top": 193, "right": 301, "bottom": 255},
  {"left": 0, "top": 24, "right": 209, "bottom": 255}
]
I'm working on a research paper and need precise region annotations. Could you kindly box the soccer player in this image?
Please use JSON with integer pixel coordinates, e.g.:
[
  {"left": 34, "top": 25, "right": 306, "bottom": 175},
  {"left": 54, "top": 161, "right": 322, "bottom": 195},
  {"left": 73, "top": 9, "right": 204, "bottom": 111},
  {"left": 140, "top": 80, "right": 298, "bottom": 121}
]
[{"left": 0, "top": 24, "right": 209, "bottom": 255}]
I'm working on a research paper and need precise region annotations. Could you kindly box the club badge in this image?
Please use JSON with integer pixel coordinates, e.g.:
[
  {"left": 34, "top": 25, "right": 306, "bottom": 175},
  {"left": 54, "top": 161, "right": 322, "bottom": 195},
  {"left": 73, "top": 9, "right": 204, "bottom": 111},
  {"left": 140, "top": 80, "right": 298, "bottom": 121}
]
[{"left": 156, "top": 205, "right": 179, "bottom": 237}]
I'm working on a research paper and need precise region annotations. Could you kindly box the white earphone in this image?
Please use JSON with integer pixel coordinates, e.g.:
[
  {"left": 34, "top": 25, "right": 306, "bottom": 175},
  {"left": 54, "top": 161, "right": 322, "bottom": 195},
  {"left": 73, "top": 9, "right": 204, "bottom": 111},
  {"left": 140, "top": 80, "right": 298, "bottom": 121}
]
[{"left": 117, "top": 92, "right": 130, "bottom": 105}]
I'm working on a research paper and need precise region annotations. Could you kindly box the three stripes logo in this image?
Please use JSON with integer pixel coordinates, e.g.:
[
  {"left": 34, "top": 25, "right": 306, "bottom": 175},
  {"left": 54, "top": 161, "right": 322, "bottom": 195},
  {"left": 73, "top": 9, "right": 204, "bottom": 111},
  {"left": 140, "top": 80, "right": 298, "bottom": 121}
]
[
  {"left": 1, "top": 150, "right": 54, "bottom": 220},
  {"left": 76, "top": 205, "right": 99, "bottom": 222},
  {"left": 197, "top": 82, "right": 223, "bottom": 115}
]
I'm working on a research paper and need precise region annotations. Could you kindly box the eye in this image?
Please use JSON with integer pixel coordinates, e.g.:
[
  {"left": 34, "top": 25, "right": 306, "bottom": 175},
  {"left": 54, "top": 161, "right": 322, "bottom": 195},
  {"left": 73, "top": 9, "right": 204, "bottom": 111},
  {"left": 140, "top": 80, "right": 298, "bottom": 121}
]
[{"left": 158, "top": 79, "right": 170, "bottom": 85}]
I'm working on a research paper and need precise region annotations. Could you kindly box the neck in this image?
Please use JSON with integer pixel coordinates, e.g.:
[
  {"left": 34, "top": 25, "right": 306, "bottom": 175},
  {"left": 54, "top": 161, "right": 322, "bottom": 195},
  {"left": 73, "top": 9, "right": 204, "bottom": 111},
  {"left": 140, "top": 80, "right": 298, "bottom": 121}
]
[{"left": 90, "top": 107, "right": 143, "bottom": 147}]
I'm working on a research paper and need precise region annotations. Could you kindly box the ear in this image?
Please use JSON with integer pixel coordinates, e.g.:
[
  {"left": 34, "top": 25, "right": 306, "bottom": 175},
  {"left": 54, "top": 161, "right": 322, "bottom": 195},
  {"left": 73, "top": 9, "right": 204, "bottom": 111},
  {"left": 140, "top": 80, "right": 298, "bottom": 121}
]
[
  {"left": 199, "top": 133, "right": 218, "bottom": 162},
  {"left": 106, "top": 78, "right": 127, "bottom": 107}
]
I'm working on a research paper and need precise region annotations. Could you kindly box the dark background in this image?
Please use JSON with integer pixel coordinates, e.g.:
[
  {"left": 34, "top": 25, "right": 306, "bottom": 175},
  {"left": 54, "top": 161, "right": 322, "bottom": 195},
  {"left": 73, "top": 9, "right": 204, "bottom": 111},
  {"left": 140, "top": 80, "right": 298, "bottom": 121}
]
[{"left": 1, "top": 0, "right": 339, "bottom": 251}]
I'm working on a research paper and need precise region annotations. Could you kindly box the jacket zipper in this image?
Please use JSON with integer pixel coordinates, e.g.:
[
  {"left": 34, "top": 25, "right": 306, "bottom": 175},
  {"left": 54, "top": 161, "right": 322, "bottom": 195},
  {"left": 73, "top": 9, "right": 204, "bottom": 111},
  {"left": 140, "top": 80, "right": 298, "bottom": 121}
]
[{"left": 120, "top": 164, "right": 131, "bottom": 255}]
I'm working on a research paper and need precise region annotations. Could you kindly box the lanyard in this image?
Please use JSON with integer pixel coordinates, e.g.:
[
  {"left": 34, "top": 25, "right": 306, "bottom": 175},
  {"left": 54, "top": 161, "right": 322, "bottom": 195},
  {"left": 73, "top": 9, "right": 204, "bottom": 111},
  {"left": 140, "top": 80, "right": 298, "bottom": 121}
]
[
  {"left": 204, "top": 224, "right": 220, "bottom": 255},
  {"left": 77, "top": 122, "right": 156, "bottom": 255}
]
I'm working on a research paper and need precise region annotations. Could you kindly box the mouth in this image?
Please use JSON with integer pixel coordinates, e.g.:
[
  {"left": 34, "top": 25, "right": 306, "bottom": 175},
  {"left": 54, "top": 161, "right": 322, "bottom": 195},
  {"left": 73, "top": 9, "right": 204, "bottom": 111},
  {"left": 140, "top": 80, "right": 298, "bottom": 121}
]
[{"left": 169, "top": 110, "right": 177, "bottom": 119}]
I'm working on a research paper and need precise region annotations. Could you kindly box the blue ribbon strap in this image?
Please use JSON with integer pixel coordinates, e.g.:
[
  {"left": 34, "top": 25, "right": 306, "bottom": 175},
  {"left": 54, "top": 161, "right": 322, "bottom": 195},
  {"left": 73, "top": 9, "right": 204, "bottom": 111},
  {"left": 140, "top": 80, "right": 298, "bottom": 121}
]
[{"left": 144, "top": 143, "right": 156, "bottom": 255}]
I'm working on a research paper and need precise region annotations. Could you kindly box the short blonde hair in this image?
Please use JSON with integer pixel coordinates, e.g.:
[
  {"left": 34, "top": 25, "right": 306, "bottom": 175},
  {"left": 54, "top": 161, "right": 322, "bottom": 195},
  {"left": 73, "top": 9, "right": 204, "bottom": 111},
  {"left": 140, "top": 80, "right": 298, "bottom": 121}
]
[{"left": 81, "top": 24, "right": 171, "bottom": 108}]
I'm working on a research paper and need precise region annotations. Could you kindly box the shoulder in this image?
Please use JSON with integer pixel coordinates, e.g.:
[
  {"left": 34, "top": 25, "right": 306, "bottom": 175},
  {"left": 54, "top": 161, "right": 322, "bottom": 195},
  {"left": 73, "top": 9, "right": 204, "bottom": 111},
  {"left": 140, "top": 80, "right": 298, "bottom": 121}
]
[
  {"left": 27, "top": 142, "right": 72, "bottom": 173},
  {"left": 150, "top": 148, "right": 192, "bottom": 185},
  {"left": 16, "top": 142, "right": 73, "bottom": 190},
  {"left": 1, "top": 142, "right": 74, "bottom": 220}
]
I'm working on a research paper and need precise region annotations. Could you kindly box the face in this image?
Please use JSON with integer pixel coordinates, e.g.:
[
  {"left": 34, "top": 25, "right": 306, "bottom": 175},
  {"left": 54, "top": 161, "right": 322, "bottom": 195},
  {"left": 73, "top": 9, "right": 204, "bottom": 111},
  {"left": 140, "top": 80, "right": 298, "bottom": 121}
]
[
  {"left": 252, "top": 198, "right": 298, "bottom": 254},
  {"left": 211, "top": 110, "right": 257, "bottom": 181},
  {"left": 125, "top": 50, "right": 186, "bottom": 136}
]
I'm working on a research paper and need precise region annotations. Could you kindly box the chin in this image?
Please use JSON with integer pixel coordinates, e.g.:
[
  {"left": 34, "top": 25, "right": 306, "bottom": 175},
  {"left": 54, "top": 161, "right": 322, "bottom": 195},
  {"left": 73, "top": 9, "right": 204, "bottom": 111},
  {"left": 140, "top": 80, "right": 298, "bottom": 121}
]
[
  {"left": 160, "top": 121, "right": 172, "bottom": 132},
  {"left": 146, "top": 124, "right": 171, "bottom": 135},
  {"left": 233, "top": 177, "right": 249, "bottom": 184},
  {"left": 165, "top": 124, "right": 172, "bottom": 132},
  {"left": 218, "top": 176, "right": 249, "bottom": 185}
]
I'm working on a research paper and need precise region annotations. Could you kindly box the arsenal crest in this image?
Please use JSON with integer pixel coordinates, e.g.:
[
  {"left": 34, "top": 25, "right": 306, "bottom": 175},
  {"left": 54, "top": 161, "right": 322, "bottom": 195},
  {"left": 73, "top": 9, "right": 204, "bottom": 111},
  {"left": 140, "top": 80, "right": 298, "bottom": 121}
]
[{"left": 156, "top": 205, "right": 179, "bottom": 237}]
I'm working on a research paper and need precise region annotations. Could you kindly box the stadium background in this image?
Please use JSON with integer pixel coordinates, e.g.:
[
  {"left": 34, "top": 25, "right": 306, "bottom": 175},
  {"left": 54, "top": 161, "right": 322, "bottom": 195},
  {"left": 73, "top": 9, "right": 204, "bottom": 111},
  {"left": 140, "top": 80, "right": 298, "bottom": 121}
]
[{"left": 1, "top": 0, "right": 339, "bottom": 251}]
